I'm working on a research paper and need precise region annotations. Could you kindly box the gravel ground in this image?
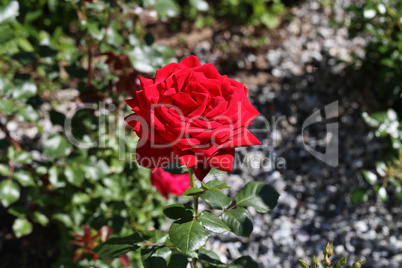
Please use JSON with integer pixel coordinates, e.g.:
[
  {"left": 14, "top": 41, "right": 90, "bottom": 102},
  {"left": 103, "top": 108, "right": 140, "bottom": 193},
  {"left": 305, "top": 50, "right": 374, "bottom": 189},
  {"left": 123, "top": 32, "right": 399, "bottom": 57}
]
[{"left": 184, "top": 1, "right": 402, "bottom": 267}]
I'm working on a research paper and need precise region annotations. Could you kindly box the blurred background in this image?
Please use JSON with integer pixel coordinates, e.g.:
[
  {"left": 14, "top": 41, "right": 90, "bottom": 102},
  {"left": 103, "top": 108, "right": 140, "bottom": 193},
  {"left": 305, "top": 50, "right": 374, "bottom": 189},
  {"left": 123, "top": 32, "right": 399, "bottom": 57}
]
[{"left": 0, "top": 0, "right": 401, "bottom": 267}]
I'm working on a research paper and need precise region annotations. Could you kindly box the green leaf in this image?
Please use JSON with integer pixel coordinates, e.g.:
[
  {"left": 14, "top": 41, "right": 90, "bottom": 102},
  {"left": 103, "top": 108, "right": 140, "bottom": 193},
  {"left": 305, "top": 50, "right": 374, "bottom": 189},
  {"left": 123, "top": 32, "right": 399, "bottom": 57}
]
[
  {"left": 12, "top": 52, "right": 37, "bottom": 65},
  {"left": 163, "top": 204, "right": 193, "bottom": 220},
  {"left": 128, "top": 47, "right": 155, "bottom": 73},
  {"left": 64, "top": 165, "right": 84, "bottom": 187},
  {"left": 351, "top": 187, "right": 369, "bottom": 203},
  {"left": 52, "top": 213, "right": 73, "bottom": 227},
  {"left": 72, "top": 192, "right": 91, "bottom": 205},
  {"left": 201, "top": 190, "right": 232, "bottom": 210},
  {"left": 235, "top": 181, "right": 279, "bottom": 213},
  {"left": 0, "top": 1, "right": 19, "bottom": 24},
  {"left": 32, "top": 211, "right": 49, "bottom": 227},
  {"left": 169, "top": 219, "right": 210, "bottom": 254},
  {"left": 202, "top": 180, "right": 230, "bottom": 191},
  {"left": 0, "top": 164, "right": 10, "bottom": 176},
  {"left": 17, "top": 105, "right": 40, "bottom": 122},
  {"left": 167, "top": 253, "right": 188, "bottom": 268},
  {"left": 198, "top": 248, "right": 224, "bottom": 266},
  {"left": 336, "top": 256, "right": 348, "bottom": 267},
  {"left": 369, "top": 111, "right": 387, "bottom": 124},
  {"left": 93, "top": 233, "right": 143, "bottom": 260},
  {"left": 7, "top": 146, "right": 16, "bottom": 160},
  {"left": 12, "top": 218, "right": 33, "bottom": 238},
  {"left": 183, "top": 187, "right": 204, "bottom": 196},
  {"left": 0, "top": 77, "right": 11, "bottom": 95},
  {"left": 0, "top": 180, "right": 20, "bottom": 207},
  {"left": 15, "top": 151, "right": 33, "bottom": 164},
  {"left": 386, "top": 109, "right": 398, "bottom": 121},
  {"left": 207, "top": 168, "right": 227, "bottom": 176},
  {"left": 189, "top": 0, "right": 209, "bottom": 11},
  {"left": 12, "top": 81, "right": 37, "bottom": 101},
  {"left": 141, "top": 247, "right": 172, "bottom": 268},
  {"left": 0, "top": 98, "right": 16, "bottom": 114},
  {"left": 43, "top": 135, "right": 72, "bottom": 160},
  {"left": 87, "top": 22, "right": 105, "bottom": 41},
  {"left": 362, "top": 170, "right": 377, "bottom": 185},
  {"left": 377, "top": 186, "right": 388, "bottom": 202},
  {"left": 143, "top": 230, "right": 169, "bottom": 245},
  {"left": 144, "top": 0, "right": 180, "bottom": 20},
  {"left": 105, "top": 21, "right": 123, "bottom": 46},
  {"left": 17, "top": 38, "right": 34, "bottom": 52},
  {"left": 229, "top": 256, "right": 259, "bottom": 268},
  {"left": 198, "top": 211, "right": 230, "bottom": 234},
  {"left": 127, "top": 45, "right": 176, "bottom": 75},
  {"left": 0, "top": 24, "right": 14, "bottom": 44},
  {"left": 48, "top": 166, "right": 66, "bottom": 188},
  {"left": 7, "top": 205, "right": 27, "bottom": 217},
  {"left": 162, "top": 162, "right": 189, "bottom": 174},
  {"left": 376, "top": 162, "right": 387, "bottom": 177},
  {"left": 221, "top": 208, "right": 253, "bottom": 237},
  {"left": 144, "top": 32, "right": 155, "bottom": 46},
  {"left": 261, "top": 12, "right": 279, "bottom": 29},
  {"left": 13, "top": 170, "right": 35, "bottom": 187}
]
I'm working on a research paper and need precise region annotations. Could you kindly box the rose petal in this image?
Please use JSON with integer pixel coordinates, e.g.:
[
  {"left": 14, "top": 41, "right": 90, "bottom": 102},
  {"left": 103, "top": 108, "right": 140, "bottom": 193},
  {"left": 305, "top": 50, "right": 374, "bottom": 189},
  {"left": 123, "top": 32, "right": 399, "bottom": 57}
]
[
  {"left": 150, "top": 168, "right": 190, "bottom": 199},
  {"left": 179, "top": 154, "right": 199, "bottom": 167},
  {"left": 136, "top": 140, "right": 175, "bottom": 168},
  {"left": 208, "top": 147, "right": 235, "bottom": 172},
  {"left": 179, "top": 55, "right": 202, "bottom": 68},
  {"left": 192, "top": 63, "right": 221, "bottom": 79},
  {"left": 154, "top": 62, "right": 179, "bottom": 83}
]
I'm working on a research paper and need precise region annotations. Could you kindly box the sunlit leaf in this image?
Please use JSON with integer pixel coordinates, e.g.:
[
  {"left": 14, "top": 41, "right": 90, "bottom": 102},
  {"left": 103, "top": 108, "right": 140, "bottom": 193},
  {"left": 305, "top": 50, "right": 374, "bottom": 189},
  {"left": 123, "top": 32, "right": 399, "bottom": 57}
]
[
  {"left": 235, "top": 181, "right": 279, "bottom": 213},
  {"left": 0, "top": 180, "right": 20, "bottom": 207},
  {"left": 169, "top": 219, "right": 209, "bottom": 254},
  {"left": 221, "top": 208, "right": 253, "bottom": 237},
  {"left": 12, "top": 217, "right": 33, "bottom": 238}
]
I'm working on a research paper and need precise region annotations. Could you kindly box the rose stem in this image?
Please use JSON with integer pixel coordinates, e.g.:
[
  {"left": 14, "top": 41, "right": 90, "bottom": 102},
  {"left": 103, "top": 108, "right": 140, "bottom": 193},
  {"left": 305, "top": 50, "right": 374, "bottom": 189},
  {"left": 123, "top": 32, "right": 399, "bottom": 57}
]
[
  {"left": 189, "top": 168, "right": 199, "bottom": 268},
  {"left": 189, "top": 168, "right": 199, "bottom": 217}
]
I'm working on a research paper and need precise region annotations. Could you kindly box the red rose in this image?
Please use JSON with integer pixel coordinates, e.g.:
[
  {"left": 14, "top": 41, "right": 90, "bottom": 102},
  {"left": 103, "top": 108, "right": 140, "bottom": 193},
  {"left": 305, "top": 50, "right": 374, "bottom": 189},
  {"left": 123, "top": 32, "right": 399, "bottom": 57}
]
[
  {"left": 150, "top": 167, "right": 190, "bottom": 199},
  {"left": 126, "top": 56, "right": 260, "bottom": 180}
]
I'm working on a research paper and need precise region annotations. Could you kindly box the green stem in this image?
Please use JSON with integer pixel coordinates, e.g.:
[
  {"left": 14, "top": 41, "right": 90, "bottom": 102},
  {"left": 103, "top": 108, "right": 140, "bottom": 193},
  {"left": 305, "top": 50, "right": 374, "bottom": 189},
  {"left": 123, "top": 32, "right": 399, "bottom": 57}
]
[
  {"left": 189, "top": 169, "right": 198, "bottom": 268},
  {"left": 189, "top": 169, "right": 198, "bottom": 216}
]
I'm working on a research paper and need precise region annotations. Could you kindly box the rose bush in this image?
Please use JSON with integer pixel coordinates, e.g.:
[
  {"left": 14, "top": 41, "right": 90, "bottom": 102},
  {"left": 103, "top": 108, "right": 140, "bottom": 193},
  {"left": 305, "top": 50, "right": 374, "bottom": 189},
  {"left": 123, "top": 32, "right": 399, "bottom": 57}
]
[
  {"left": 96, "top": 56, "right": 279, "bottom": 268},
  {"left": 150, "top": 167, "right": 190, "bottom": 199},
  {"left": 126, "top": 56, "right": 260, "bottom": 180}
]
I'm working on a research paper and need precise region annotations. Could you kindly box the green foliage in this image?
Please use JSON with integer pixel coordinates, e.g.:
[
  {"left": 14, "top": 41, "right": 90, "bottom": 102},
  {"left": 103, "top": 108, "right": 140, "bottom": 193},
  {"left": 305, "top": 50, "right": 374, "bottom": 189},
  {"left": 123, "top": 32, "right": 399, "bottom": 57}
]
[
  {"left": 213, "top": 0, "right": 285, "bottom": 28},
  {"left": 0, "top": 0, "right": 175, "bottom": 265},
  {"left": 347, "top": 0, "right": 402, "bottom": 101},
  {"left": 94, "top": 176, "right": 279, "bottom": 267},
  {"left": 0, "top": 0, "right": 284, "bottom": 266},
  {"left": 346, "top": 0, "right": 402, "bottom": 203},
  {"left": 354, "top": 109, "right": 402, "bottom": 202}
]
